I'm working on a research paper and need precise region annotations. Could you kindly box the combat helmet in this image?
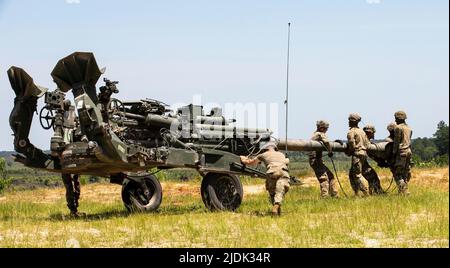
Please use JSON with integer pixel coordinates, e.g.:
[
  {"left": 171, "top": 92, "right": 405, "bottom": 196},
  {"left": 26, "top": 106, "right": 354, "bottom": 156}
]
[
  {"left": 394, "top": 111, "right": 407, "bottom": 120},
  {"left": 348, "top": 113, "right": 362, "bottom": 122},
  {"left": 316, "top": 120, "right": 330, "bottom": 129},
  {"left": 261, "top": 141, "right": 278, "bottom": 151},
  {"left": 363, "top": 124, "right": 376, "bottom": 134},
  {"left": 387, "top": 122, "right": 397, "bottom": 132}
]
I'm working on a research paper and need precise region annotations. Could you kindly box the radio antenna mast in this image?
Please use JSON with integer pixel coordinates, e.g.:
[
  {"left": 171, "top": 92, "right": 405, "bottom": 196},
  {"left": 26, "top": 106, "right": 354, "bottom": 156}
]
[{"left": 284, "top": 22, "right": 292, "bottom": 154}]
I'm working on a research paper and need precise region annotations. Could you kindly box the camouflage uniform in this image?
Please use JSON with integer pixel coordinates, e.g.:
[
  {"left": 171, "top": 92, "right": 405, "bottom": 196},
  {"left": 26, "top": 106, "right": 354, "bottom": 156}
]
[
  {"left": 385, "top": 122, "right": 397, "bottom": 178},
  {"left": 62, "top": 174, "right": 81, "bottom": 214},
  {"left": 257, "top": 151, "right": 291, "bottom": 205},
  {"left": 392, "top": 111, "right": 413, "bottom": 194},
  {"left": 309, "top": 121, "right": 338, "bottom": 197},
  {"left": 362, "top": 125, "right": 384, "bottom": 195},
  {"left": 346, "top": 114, "right": 370, "bottom": 196}
]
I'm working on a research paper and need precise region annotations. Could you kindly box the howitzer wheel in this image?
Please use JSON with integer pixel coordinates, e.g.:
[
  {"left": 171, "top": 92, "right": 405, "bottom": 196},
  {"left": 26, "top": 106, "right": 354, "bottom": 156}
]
[
  {"left": 201, "top": 173, "right": 243, "bottom": 211},
  {"left": 121, "top": 175, "right": 162, "bottom": 213}
]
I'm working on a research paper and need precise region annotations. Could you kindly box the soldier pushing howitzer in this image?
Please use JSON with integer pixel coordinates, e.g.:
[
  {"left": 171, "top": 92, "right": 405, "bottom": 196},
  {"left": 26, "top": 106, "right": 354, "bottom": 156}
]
[
  {"left": 378, "top": 122, "right": 398, "bottom": 189},
  {"left": 240, "top": 142, "right": 290, "bottom": 216},
  {"left": 392, "top": 111, "right": 413, "bottom": 195},
  {"left": 346, "top": 113, "right": 370, "bottom": 197},
  {"left": 362, "top": 125, "right": 385, "bottom": 195},
  {"left": 309, "top": 120, "right": 338, "bottom": 198},
  {"left": 386, "top": 122, "right": 397, "bottom": 143}
]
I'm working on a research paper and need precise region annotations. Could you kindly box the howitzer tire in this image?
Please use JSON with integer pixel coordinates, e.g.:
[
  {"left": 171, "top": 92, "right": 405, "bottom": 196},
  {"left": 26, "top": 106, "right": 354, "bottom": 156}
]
[
  {"left": 121, "top": 175, "right": 162, "bottom": 213},
  {"left": 201, "top": 173, "right": 243, "bottom": 211}
]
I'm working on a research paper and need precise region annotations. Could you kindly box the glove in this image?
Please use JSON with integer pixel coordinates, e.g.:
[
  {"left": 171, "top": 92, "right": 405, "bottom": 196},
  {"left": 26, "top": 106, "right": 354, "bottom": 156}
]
[{"left": 328, "top": 152, "right": 334, "bottom": 158}]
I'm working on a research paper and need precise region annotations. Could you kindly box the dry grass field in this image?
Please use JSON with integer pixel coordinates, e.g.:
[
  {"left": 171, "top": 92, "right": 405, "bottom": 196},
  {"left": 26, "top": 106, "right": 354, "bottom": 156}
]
[{"left": 0, "top": 167, "right": 448, "bottom": 248}]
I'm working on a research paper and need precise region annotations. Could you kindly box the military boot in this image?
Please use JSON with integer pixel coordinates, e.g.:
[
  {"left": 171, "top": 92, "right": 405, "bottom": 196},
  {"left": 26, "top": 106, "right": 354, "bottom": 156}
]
[
  {"left": 319, "top": 180, "right": 330, "bottom": 198},
  {"left": 272, "top": 203, "right": 281, "bottom": 216},
  {"left": 354, "top": 189, "right": 369, "bottom": 198},
  {"left": 358, "top": 179, "right": 369, "bottom": 197},
  {"left": 70, "top": 210, "right": 87, "bottom": 218},
  {"left": 361, "top": 190, "right": 370, "bottom": 197},
  {"left": 369, "top": 184, "right": 374, "bottom": 195},
  {"left": 398, "top": 180, "right": 410, "bottom": 196}
]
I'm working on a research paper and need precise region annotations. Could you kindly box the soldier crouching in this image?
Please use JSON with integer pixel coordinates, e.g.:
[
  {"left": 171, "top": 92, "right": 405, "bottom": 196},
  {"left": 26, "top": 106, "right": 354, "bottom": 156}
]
[{"left": 240, "top": 142, "right": 290, "bottom": 216}]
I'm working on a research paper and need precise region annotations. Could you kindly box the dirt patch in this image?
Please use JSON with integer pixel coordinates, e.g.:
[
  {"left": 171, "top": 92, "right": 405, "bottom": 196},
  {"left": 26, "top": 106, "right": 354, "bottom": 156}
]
[
  {"left": 310, "top": 168, "right": 449, "bottom": 192},
  {"left": 80, "top": 184, "right": 121, "bottom": 203},
  {"left": 244, "top": 185, "right": 265, "bottom": 195},
  {"left": 411, "top": 168, "right": 449, "bottom": 191},
  {"left": 82, "top": 228, "right": 102, "bottom": 237},
  {"left": 162, "top": 183, "right": 199, "bottom": 197},
  {"left": 3, "top": 184, "right": 122, "bottom": 204},
  {"left": 4, "top": 188, "right": 64, "bottom": 204},
  {"left": 349, "top": 231, "right": 449, "bottom": 248},
  {"left": 406, "top": 212, "right": 433, "bottom": 225},
  {"left": 300, "top": 176, "right": 318, "bottom": 187},
  {"left": 2, "top": 168, "right": 447, "bottom": 205}
]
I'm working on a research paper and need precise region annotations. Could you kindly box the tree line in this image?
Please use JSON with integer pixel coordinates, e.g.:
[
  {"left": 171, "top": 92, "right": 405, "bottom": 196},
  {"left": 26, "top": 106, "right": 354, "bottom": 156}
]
[
  {"left": 412, "top": 121, "right": 449, "bottom": 166},
  {"left": 0, "top": 121, "right": 448, "bottom": 193}
]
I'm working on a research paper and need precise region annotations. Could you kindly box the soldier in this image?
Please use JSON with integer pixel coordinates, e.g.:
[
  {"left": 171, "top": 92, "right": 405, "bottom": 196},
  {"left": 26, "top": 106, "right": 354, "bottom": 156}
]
[
  {"left": 62, "top": 174, "right": 83, "bottom": 217},
  {"left": 362, "top": 125, "right": 385, "bottom": 195},
  {"left": 346, "top": 113, "right": 370, "bottom": 197},
  {"left": 240, "top": 142, "right": 290, "bottom": 216},
  {"left": 383, "top": 122, "right": 398, "bottom": 186},
  {"left": 392, "top": 111, "right": 413, "bottom": 195},
  {"left": 61, "top": 100, "right": 84, "bottom": 217},
  {"left": 309, "top": 120, "right": 338, "bottom": 198},
  {"left": 386, "top": 122, "right": 397, "bottom": 143}
]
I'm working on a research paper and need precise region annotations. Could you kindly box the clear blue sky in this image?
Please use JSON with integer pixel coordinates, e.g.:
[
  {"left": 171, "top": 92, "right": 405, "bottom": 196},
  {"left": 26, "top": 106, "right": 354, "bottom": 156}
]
[{"left": 0, "top": 0, "right": 448, "bottom": 150}]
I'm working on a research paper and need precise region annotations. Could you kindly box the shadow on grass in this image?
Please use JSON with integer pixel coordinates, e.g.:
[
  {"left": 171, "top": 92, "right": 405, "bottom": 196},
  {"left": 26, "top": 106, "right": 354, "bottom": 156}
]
[
  {"left": 49, "top": 209, "right": 132, "bottom": 221},
  {"left": 158, "top": 204, "right": 206, "bottom": 215},
  {"left": 246, "top": 210, "right": 275, "bottom": 218},
  {"left": 48, "top": 204, "right": 211, "bottom": 221}
]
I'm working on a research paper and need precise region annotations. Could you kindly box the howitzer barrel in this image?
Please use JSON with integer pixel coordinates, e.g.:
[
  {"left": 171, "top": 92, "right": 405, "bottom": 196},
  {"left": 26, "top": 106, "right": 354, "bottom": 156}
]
[
  {"left": 278, "top": 139, "right": 388, "bottom": 153},
  {"left": 195, "top": 116, "right": 226, "bottom": 125},
  {"left": 194, "top": 124, "right": 272, "bottom": 137}
]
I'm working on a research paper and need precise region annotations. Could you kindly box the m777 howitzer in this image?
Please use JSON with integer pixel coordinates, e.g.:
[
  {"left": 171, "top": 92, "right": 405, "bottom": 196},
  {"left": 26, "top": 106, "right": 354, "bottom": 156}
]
[{"left": 7, "top": 52, "right": 391, "bottom": 213}]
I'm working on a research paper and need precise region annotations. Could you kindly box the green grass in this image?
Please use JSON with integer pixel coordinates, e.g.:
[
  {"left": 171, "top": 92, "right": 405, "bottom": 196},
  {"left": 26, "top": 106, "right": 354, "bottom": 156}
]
[{"left": 0, "top": 168, "right": 448, "bottom": 248}]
